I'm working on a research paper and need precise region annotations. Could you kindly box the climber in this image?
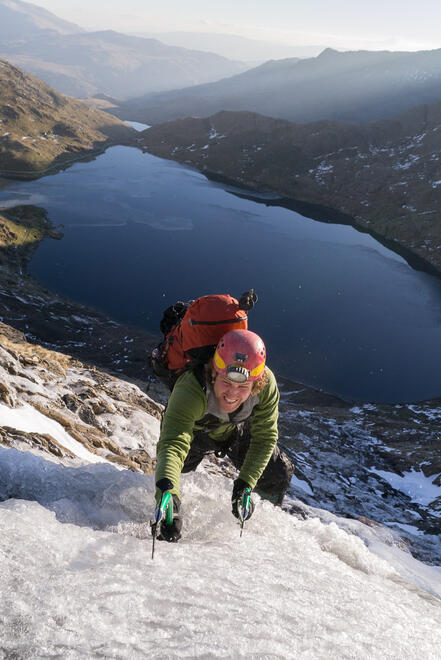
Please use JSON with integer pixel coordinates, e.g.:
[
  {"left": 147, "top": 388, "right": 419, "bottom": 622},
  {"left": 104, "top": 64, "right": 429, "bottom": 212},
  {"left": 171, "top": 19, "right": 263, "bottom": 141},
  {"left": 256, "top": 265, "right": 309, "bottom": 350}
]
[{"left": 154, "top": 329, "right": 295, "bottom": 542}]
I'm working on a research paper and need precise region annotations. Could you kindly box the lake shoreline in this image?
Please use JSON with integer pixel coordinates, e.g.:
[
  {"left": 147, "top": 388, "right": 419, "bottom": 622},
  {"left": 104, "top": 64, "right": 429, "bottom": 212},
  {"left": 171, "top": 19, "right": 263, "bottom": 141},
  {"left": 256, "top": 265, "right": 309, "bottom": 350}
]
[
  {"left": 3, "top": 144, "right": 441, "bottom": 403},
  {"left": 205, "top": 170, "right": 441, "bottom": 279},
  {"left": 3, "top": 138, "right": 440, "bottom": 280},
  {"left": 139, "top": 111, "right": 441, "bottom": 278}
]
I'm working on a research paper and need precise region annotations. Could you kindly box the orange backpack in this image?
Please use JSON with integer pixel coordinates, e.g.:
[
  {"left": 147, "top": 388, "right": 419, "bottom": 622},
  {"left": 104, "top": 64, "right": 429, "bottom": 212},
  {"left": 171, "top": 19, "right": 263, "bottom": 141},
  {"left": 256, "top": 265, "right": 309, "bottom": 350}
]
[{"left": 151, "top": 291, "right": 257, "bottom": 388}]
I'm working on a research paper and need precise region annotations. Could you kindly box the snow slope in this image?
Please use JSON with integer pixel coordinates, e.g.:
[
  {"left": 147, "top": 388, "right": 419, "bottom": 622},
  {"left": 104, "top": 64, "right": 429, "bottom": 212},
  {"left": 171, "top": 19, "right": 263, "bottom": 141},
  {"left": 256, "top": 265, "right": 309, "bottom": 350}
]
[
  {"left": 1, "top": 446, "right": 441, "bottom": 659},
  {"left": 1, "top": 325, "right": 440, "bottom": 657}
]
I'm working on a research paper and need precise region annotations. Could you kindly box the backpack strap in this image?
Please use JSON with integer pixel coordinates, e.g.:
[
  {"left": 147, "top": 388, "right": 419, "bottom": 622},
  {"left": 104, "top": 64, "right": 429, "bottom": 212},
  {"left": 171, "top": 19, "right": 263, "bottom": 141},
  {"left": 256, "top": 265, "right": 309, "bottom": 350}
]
[{"left": 191, "top": 362, "right": 207, "bottom": 392}]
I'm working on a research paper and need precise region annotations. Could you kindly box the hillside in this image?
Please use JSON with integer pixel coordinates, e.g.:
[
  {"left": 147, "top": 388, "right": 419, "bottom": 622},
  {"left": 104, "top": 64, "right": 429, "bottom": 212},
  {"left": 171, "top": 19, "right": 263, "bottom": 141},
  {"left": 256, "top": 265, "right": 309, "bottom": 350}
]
[
  {"left": 114, "top": 47, "right": 441, "bottom": 126},
  {"left": 0, "top": 0, "right": 248, "bottom": 99},
  {"left": 2, "top": 31, "right": 249, "bottom": 99},
  {"left": 140, "top": 108, "right": 441, "bottom": 273},
  {"left": 0, "top": 58, "right": 135, "bottom": 177},
  {"left": 0, "top": 0, "right": 83, "bottom": 41}
]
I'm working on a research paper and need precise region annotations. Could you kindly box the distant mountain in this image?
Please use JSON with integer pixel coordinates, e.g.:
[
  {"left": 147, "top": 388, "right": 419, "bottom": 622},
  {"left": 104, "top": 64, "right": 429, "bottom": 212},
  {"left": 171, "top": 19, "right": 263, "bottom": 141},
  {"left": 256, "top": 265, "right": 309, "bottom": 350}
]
[
  {"left": 0, "top": 1, "right": 249, "bottom": 99},
  {"left": 0, "top": 0, "right": 83, "bottom": 42},
  {"left": 139, "top": 107, "right": 441, "bottom": 274},
  {"left": 131, "top": 31, "right": 324, "bottom": 62},
  {"left": 115, "top": 47, "right": 441, "bottom": 125},
  {"left": 0, "top": 58, "right": 135, "bottom": 177}
]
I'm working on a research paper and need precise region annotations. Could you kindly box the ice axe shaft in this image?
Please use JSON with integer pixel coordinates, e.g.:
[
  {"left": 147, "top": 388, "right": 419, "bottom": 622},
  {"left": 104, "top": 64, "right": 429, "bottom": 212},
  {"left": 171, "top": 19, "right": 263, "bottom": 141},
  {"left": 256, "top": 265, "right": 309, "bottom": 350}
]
[
  {"left": 238, "top": 487, "right": 252, "bottom": 537},
  {"left": 151, "top": 487, "right": 173, "bottom": 560}
]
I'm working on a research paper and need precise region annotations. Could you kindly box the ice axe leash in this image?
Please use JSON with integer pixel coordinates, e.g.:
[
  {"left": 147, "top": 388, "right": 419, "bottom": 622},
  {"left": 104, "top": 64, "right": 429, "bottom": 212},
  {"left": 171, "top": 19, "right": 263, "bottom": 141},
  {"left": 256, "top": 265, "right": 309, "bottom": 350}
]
[
  {"left": 238, "top": 486, "right": 252, "bottom": 537},
  {"left": 151, "top": 478, "right": 174, "bottom": 560}
]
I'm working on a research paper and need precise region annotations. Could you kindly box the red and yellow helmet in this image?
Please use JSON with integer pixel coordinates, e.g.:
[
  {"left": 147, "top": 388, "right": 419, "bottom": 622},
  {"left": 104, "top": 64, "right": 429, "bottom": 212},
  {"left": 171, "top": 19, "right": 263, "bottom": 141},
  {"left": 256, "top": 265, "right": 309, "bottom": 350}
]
[{"left": 213, "top": 329, "right": 266, "bottom": 383}]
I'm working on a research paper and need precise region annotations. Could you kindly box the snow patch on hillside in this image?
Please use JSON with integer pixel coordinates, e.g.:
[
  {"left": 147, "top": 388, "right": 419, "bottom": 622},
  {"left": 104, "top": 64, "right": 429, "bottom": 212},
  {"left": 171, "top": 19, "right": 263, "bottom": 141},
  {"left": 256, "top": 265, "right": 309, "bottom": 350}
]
[
  {"left": 0, "top": 402, "right": 109, "bottom": 464},
  {"left": 371, "top": 467, "right": 441, "bottom": 506}
]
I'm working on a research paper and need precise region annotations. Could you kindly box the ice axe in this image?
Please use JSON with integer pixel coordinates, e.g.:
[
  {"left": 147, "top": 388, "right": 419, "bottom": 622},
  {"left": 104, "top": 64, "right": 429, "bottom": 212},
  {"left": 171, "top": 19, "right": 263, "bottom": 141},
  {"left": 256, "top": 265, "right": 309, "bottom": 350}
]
[
  {"left": 151, "top": 478, "right": 174, "bottom": 560},
  {"left": 238, "top": 486, "right": 252, "bottom": 537}
]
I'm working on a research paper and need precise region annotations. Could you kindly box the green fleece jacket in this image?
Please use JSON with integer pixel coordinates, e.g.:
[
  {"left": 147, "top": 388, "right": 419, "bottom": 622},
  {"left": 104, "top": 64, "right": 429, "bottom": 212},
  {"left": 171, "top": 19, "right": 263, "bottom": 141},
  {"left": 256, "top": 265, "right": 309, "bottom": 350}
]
[{"left": 155, "top": 367, "right": 279, "bottom": 499}]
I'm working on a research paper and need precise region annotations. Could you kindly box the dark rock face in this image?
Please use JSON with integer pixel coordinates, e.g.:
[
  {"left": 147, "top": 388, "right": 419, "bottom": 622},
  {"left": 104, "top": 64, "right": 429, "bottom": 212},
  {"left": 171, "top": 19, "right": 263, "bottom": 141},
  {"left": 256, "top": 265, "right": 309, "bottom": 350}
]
[{"left": 140, "top": 109, "right": 441, "bottom": 274}]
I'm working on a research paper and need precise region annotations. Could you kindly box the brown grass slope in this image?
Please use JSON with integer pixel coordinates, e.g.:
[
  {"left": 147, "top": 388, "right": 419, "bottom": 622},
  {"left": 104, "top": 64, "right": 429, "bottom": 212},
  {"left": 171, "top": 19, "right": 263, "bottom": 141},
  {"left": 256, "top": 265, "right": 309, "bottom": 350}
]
[{"left": 0, "top": 58, "right": 135, "bottom": 178}]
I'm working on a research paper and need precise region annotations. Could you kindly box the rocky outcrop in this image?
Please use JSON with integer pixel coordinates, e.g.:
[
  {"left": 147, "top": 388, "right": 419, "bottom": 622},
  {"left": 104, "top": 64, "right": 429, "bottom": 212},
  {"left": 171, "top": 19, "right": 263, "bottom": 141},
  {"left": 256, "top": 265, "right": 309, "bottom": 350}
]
[
  {"left": 0, "top": 205, "right": 62, "bottom": 272},
  {"left": 0, "top": 320, "right": 161, "bottom": 473}
]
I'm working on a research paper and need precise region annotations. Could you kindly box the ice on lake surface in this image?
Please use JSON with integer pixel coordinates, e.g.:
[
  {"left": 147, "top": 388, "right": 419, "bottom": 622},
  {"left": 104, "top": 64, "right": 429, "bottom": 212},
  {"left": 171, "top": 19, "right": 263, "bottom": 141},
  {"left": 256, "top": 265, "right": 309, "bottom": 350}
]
[{"left": 1, "top": 447, "right": 441, "bottom": 659}]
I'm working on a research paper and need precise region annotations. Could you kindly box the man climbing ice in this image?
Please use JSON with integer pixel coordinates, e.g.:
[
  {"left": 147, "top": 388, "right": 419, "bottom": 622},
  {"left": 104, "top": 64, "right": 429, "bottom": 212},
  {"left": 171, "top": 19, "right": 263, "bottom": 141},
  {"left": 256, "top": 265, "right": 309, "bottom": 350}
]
[{"left": 154, "top": 329, "right": 295, "bottom": 542}]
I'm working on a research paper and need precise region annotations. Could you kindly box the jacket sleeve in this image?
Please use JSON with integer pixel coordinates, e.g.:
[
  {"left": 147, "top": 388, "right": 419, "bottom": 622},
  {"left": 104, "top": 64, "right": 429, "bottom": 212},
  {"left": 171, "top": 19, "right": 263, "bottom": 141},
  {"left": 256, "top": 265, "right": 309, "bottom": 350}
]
[
  {"left": 238, "top": 368, "right": 280, "bottom": 490},
  {"left": 155, "top": 372, "right": 207, "bottom": 500}
]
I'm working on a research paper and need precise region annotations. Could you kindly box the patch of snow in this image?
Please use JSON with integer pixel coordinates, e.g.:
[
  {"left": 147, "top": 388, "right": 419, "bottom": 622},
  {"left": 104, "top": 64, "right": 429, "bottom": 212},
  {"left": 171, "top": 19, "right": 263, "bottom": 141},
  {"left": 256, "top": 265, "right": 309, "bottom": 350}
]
[
  {"left": 393, "top": 154, "right": 420, "bottom": 170},
  {"left": 99, "top": 409, "right": 159, "bottom": 456},
  {"left": 316, "top": 163, "right": 333, "bottom": 172},
  {"left": 407, "top": 405, "right": 441, "bottom": 421},
  {"left": 13, "top": 295, "right": 31, "bottom": 304},
  {"left": 208, "top": 128, "right": 226, "bottom": 140},
  {"left": 291, "top": 474, "right": 314, "bottom": 495},
  {"left": 413, "top": 132, "right": 427, "bottom": 143},
  {"left": 0, "top": 402, "right": 109, "bottom": 464},
  {"left": 371, "top": 468, "right": 441, "bottom": 506},
  {"left": 71, "top": 315, "right": 93, "bottom": 324}
]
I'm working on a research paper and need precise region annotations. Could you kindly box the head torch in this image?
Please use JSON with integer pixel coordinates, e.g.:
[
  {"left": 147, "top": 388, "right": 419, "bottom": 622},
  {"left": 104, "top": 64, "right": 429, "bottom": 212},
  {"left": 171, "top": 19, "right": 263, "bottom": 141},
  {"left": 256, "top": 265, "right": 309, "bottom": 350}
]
[{"left": 226, "top": 365, "right": 250, "bottom": 383}]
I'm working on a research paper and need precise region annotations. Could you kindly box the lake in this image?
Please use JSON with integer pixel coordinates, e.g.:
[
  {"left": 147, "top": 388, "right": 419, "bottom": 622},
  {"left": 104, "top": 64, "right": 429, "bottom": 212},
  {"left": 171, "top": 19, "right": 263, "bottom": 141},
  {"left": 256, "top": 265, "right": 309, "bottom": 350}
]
[{"left": 1, "top": 143, "right": 441, "bottom": 403}]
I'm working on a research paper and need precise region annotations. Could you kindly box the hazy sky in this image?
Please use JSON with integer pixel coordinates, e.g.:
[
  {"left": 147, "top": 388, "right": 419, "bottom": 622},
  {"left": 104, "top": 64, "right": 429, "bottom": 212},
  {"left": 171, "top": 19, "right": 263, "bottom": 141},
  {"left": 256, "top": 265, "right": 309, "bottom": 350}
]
[{"left": 31, "top": 0, "right": 441, "bottom": 51}]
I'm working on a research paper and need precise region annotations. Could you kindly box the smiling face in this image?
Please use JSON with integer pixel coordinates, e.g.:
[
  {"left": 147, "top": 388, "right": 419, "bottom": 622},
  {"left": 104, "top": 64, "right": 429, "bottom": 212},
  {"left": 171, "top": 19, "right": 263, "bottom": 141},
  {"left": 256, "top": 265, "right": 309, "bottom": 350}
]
[{"left": 212, "top": 372, "right": 253, "bottom": 413}]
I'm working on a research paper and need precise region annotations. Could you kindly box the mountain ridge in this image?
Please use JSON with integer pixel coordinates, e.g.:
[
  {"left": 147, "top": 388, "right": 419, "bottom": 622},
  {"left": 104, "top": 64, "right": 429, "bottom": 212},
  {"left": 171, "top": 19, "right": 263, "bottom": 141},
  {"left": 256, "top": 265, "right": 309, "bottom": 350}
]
[
  {"left": 114, "top": 46, "right": 441, "bottom": 126},
  {"left": 0, "top": 0, "right": 84, "bottom": 40},
  {"left": 131, "top": 30, "right": 324, "bottom": 61},
  {"left": 0, "top": 1, "right": 249, "bottom": 99}
]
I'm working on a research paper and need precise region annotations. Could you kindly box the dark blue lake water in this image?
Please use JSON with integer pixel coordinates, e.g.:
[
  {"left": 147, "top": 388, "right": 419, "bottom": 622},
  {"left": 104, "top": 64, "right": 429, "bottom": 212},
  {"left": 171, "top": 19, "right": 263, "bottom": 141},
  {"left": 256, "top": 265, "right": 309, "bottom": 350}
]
[{"left": 1, "top": 143, "right": 441, "bottom": 403}]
